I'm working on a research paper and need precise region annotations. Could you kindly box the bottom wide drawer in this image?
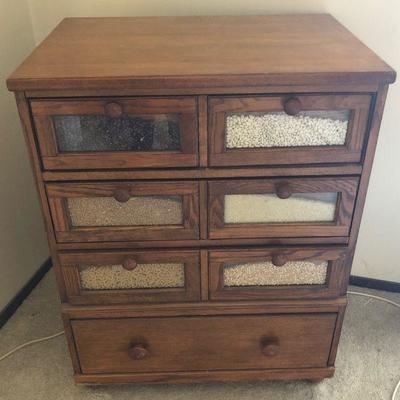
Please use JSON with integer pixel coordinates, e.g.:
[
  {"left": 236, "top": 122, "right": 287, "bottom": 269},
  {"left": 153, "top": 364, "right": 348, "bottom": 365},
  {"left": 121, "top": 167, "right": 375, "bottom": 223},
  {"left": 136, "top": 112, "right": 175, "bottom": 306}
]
[{"left": 72, "top": 313, "right": 337, "bottom": 374}]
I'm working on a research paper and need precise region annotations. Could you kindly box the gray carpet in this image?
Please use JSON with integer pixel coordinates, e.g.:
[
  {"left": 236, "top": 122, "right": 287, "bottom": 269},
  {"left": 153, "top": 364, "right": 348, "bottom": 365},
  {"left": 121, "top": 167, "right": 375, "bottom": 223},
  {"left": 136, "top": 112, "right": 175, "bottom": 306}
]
[{"left": 0, "top": 272, "right": 399, "bottom": 400}]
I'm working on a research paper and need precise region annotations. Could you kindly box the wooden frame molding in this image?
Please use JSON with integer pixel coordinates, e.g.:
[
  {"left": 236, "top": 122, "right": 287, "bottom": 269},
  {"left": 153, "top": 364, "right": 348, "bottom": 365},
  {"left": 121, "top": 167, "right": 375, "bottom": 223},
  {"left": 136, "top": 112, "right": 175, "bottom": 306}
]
[
  {"left": 59, "top": 250, "right": 201, "bottom": 305},
  {"left": 209, "top": 94, "right": 371, "bottom": 167},
  {"left": 208, "top": 177, "right": 359, "bottom": 239},
  {"left": 209, "top": 247, "right": 350, "bottom": 301},
  {"left": 73, "top": 367, "right": 336, "bottom": 384},
  {"left": 46, "top": 181, "right": 200, "bottom": 243},
  {"left": 31, "top": 97, "right": 199, "bottom": 170}
]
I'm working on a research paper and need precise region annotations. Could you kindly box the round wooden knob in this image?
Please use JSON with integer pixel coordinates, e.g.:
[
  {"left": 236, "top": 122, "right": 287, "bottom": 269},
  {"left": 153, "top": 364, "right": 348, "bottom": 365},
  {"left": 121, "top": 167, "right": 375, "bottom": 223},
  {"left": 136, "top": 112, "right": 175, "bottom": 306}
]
[
  {"left": 275, "top": 182, "right": 292, "bottom": 199},
  {"left": 283, "top": 97, "right": 302, "bottom": 116},
  {"left": 113, "top": 188, "right": 130, "bottom": 203},
  {"left": 128, "top": 344, "right": 148, "bottom": 360},
  {"left": 271, "top": 254, "right": 287, "bottom": 267},
  {"left": 261, "top": 340, "right": 280, "bottom": 357},
  {"left": 122, "top": 258, "right": 138, "bottom": 271},
  {"left": 105, "top": 102, "right": 123, "bottom": 118}
]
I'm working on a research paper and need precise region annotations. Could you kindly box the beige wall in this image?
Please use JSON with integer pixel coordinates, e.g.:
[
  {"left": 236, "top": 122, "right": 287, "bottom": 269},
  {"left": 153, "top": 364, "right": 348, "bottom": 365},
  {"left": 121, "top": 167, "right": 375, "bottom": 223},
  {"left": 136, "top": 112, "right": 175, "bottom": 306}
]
[
  {"left": 27, "top": 0, "right": 325, "bottom": 43},
  {"left": 0, "top": 0, "right": 49, "bottom": 311},
  {"left": 327, "top": 1, "right": 400, "bottom": 282},
  {"left": 1, "top": 0, "right": 398, "bottom": 303}
]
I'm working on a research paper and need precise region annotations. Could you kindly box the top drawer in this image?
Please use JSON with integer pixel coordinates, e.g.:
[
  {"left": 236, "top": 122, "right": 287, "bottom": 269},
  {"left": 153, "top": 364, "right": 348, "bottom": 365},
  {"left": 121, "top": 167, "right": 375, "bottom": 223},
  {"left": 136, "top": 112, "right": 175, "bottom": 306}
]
[
  {"left": 31, "top": 97, "right": 198, "bottom": 170},
  {"left": 209, "top": 94, "right": 371, "bottom": 167}
]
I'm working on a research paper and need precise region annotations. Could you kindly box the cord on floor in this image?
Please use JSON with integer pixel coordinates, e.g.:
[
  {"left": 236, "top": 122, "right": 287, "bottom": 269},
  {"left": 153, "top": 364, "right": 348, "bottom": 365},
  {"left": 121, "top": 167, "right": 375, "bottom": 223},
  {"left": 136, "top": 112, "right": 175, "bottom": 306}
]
[
  {"left": 0, "top": 291, "right": 398, "bottom": 399},
  {"left": 347, "top": 291, "right": 400, "bottom": 400},
  {"left": 347, "top": 290, "right": 400, "bottom": 308},
  {"left": 0, "top": 331, "right": 64, "bottom": 362}
]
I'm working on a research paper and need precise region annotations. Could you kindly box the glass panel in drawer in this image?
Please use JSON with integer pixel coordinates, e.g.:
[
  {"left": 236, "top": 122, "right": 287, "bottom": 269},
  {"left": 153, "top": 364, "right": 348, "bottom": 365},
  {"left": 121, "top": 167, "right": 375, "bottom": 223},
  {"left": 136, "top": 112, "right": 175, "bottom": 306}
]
[
  {"left": 60, "top": 250, "right": 200, "bottom": 304},
  {"left": 223, "top": 260, "right": 328, "bottom": 287},
  {"left": 79, "top": 263, "right": 185, "bottom": 290},
  {"left": 31, "top": 97, "right": 199, "bottom": 170},
  {"left": 53, "top": 114, "right": 181, "bottom": 153},
  {"left": 226, "top": 110, "right": 350, "bottom": 149},
  {"left": 224, "top": 192, "right": 338, "bottom": 224},
  {"left": 209, "top": 95, "right": 372, "bottom": 167},
  {"left": 208, "top": 247, "right": 348, "bottom": 301},
  {"left": 67, "top": 195, "right": 183, "bottom": 227},
  {"left": 47, "top": 181, "right": 199, "bottom": 243}
]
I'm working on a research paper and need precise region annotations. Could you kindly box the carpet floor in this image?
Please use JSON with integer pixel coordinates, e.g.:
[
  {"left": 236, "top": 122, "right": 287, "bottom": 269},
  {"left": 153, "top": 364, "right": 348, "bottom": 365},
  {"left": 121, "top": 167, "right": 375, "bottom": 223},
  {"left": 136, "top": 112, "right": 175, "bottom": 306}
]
[{"left": 0, "top": 271, "right": 399, "bottom": 400}]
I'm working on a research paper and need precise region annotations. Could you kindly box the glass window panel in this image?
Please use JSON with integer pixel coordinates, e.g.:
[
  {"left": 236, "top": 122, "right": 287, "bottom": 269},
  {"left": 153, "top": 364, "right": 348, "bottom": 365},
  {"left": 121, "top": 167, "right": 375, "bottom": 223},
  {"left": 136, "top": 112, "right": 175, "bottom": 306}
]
[
  {"left": 226, "top": 110, "right": 350, "bottom": 149},
  {"left": 67, "top": 196, "right": 183, "bottom": 227},
  {"left": 223, "top": 260, "right": 328, "bottom": 287},
  {"left": 224, "top": 192, "right": 338, "bottom": 224},
  {"left": 53, "top": 114, "right": 181, "bottom": 152},
  {"left": 79, "top": 263, "right": 185, "bottom": 290}
]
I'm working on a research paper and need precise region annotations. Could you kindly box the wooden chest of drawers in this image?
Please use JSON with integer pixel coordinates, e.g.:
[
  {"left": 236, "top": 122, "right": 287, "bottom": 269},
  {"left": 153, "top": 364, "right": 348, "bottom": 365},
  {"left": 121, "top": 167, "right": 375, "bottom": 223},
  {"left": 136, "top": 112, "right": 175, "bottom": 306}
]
[{"left": 7, "top": 15, "right": 395, "bottom": 384}]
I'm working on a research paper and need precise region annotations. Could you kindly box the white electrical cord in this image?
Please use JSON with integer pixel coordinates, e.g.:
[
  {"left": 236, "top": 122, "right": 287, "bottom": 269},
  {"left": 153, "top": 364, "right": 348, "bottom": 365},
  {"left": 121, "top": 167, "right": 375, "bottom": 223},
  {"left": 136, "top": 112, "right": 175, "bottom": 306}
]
[
  {"left": 0, "top": 291, "right": 398, "bottom": 399},
  {"left": 0, "top": 330, "right": 64, "bottom": 362},
  {"left": 347, "top": 291, "right": 400, "bottom": 400},
  {"left": 347, "top": 291, "right": 400, "bottom": 309}
]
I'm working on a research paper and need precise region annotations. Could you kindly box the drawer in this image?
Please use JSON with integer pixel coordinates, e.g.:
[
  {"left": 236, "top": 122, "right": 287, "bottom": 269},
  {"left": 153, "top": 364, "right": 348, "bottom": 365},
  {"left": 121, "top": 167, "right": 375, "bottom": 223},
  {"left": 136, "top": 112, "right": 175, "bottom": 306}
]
[
  {"left": 208, "top": 177, "right": 359, "bottom": 239},
  {"left": 72, "top": 313, "right": 337, "bottom": 374},
  {"left": 60, "top": 250, "right": 200, "bottom": 304},
  {"left": 46, "top": 181, "right": 199, "bottom": 243},
  {"left": 209, "top": 94, "right": 371, "bottom": 167},
  {"left": 209, "top": 247, "right": 348, "bottom": 300},
  {"left": 31, "top": 97, "right": 198, "bottom": 170}
]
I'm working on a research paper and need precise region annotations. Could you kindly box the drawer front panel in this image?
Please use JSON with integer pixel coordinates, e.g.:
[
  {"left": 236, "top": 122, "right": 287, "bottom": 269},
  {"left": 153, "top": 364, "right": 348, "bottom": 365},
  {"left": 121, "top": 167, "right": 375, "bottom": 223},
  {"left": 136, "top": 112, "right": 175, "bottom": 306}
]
[
  {"left": 72, "top": 313, "right": 337, "bottom": 373},
  {"left": 60, "top": 250, "right": 200, "bottom": 304},
  {"left": 208, "top": 177, "right": 359, "bottom": 239},
  {"left": 209, "top": 247, "right": 348, "bottom": 300},
  {"left": 47, "top": 181, "right": 199, "bottom": 243},
  {"left": 209, "top": 94, "right": 371, "bottom": 166},
  {"left": 32, "top": 97, "right": 198, "bottom": 170}
]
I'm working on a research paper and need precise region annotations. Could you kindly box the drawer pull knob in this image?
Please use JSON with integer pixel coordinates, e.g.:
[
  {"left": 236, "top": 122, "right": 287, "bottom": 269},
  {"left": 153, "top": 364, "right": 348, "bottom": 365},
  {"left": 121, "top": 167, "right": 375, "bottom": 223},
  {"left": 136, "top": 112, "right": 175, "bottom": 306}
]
[
  {"left": 122, "top": 258, "right": 138, "bottom": 271},
  {"left": 271, "top": 254, "right": 288, "bottom": 267},
  {"left": 113, "top": 188, "right": 131, "bottom": 203},
  {"left": 283, "top": 97, "right": 302, "bottom": 116},
  {"left": 261, "top": 339, "right": 280, "bottom": 357},
  {"left": 128, "top": 344, "right": 148, "bottom": 360},
  {"left": 275, "top": 183, "right": 292, "bottom": 199},
  {"left": 105, "top": 102, "right": 123, "bottom": 118}
]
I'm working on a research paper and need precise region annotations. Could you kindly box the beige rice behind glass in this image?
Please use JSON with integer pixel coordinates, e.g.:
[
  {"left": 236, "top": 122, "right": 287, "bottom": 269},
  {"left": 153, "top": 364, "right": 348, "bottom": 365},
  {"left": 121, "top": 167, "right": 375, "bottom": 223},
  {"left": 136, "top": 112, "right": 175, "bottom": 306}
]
[
  {"left": 79, "top": 263, "right": 186, "bottom": 290},
  {"left": 226, "top": 110, "right": 349, "bottom": 149},
  {"left": 224, "top": 260, "right": 328, "bottom": 287},
  {"left": 68, "top": 195, "right": 183, "bottom": 227}
]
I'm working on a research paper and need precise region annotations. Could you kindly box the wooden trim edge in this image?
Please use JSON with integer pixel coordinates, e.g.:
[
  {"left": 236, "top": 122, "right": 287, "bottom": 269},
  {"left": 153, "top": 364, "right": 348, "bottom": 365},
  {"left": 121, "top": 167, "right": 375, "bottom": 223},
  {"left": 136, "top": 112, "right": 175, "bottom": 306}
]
[
  {"left": 7, "top": 69, "right": 396, "bottom": 92},
  {"left": 74, "top": 366, "right": 335, "bottom": 384},
  {"left": 0, "top": 257, "right": 52, "bottom": 329},
  {"left": 349, "top": 275, "right": 400, "bottom": 293}
]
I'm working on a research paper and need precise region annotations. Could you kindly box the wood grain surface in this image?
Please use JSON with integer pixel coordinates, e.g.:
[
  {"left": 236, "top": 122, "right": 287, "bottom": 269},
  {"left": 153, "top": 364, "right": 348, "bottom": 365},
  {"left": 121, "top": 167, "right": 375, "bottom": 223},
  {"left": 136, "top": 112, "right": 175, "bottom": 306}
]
[
  {"left": 7, "top": 14, "right": 396, "bottom": 385},
  {"left": 7, "top": 15, "right": 395, "bottom": 91},
  {"left": 72, "top": 313, "right": 337, "bottom": 373}
]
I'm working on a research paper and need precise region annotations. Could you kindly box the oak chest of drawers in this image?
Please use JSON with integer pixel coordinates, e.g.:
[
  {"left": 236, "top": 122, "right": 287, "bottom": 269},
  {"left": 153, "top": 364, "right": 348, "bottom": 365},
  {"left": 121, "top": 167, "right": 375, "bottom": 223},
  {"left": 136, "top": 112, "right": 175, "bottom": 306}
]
[{"left": 7, "top": 15, "right": 395, "bottom": 384}]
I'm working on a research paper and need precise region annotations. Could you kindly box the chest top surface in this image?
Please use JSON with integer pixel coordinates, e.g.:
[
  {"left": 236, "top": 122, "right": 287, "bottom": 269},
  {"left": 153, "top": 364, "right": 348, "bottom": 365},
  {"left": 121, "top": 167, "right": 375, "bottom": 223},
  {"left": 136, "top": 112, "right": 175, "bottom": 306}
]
[{"left": 7, "top": 14, "right": 395, "bottom": 91}]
